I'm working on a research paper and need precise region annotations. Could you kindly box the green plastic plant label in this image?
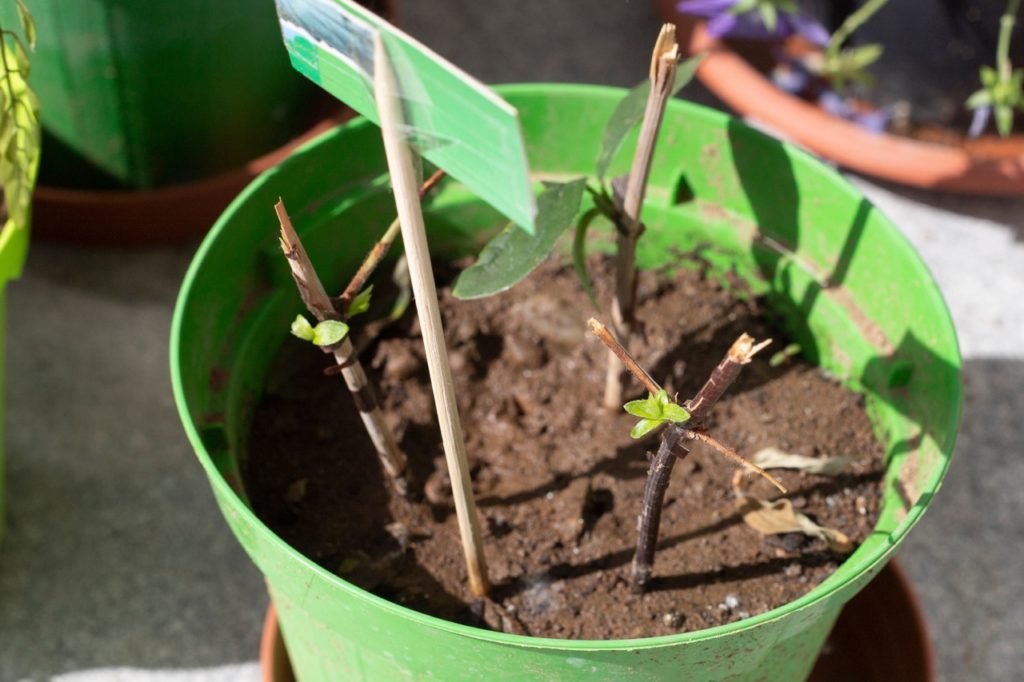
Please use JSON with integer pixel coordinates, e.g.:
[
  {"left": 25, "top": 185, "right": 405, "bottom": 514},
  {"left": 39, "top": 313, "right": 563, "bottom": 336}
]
[{"left": 274, "top": 0, "right": 537, "bottom": 232}]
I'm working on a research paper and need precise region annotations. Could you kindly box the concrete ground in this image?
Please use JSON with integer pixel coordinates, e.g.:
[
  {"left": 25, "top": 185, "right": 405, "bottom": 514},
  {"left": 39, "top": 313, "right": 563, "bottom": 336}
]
[{"left": 2, "top": 2, "right": 1022, "bottom": 680}]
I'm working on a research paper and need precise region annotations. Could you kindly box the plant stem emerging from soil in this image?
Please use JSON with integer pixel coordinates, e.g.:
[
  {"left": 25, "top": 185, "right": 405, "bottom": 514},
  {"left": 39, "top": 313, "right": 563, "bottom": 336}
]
[
  {"left": 588, "top": 319, "right": 782, "bottom": 590},
  {"left": 374, "top": 35, "right": 490, "bottom": 598},
  {"left": 335, "top": 169, "right": 446, "bottom": 316},
  {"left": 275, "top": 199, "right": 409, "bottom": 496},
  {"left": 603, "top": 24, "right": 679, "bottom": 410}
]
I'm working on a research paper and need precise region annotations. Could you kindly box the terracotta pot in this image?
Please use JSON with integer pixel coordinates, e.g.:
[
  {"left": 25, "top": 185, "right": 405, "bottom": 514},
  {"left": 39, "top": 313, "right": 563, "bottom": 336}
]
[
  {"left": 31, "top": 116, "right": 344, "bottom": 247},
  {"left": 260, "top": 561, "right": 934, "bottom": 682},
  {"left": 656, "top": 0, "right": 1024, "bottom": 196}
]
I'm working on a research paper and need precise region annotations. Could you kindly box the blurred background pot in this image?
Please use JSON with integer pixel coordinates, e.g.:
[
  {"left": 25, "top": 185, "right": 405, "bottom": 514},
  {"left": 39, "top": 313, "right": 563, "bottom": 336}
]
[
  {"left": 0, "top": 0, "right": 389, "bottom": 245},
  {"left": 657, "top": 0, "right": 1024, "bottom": 196}
]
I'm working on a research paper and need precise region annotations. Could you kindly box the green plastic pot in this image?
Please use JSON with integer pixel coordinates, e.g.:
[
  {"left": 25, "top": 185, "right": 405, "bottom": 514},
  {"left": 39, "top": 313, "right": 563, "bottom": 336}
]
[
  {"left": 3, "top": 0, "right": 317, "bottom": 190},
  {"left": 0, "top": 217, "right": 31, "bottom": 545},
  {"left": 171, "top": 84, "right": 961, "bottom": 681}
]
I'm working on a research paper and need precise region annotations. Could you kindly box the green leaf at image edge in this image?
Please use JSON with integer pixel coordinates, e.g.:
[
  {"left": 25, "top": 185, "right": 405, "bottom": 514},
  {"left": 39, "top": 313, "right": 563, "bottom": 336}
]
[{"left": 452, "top": 178, "right": 586, "bottom": 300}]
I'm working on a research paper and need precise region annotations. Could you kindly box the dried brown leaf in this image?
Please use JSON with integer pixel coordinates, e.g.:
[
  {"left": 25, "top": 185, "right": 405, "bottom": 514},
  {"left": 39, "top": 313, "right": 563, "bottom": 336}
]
[
  {"left": 752, "top": 447, "right": 858, "bottom": 476},
  {"left": 740, "top": 497, "right": 854, "bottom": 554}
]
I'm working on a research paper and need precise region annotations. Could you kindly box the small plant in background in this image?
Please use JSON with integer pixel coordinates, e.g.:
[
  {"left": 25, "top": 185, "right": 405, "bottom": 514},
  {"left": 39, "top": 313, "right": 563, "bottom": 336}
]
[
  {"left": 0, "top": 0, "right": 40, "bottom": 231},
  {"left": 966, "top": 0, "right": 1023, "bottom": 137},
  {"left": 676, "top": 0, "right": 1023, "bottom": 137}
]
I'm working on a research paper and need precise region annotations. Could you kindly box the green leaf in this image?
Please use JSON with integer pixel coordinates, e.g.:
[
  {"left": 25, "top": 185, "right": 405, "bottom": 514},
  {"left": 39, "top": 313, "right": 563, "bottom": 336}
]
[
  {"left": 759, "top": 3, "right": 778, "bottom": 32},
  {"left": 995, "top": 104, "right": 1014, "bottom": 138},
  {"left": 654, "top": 389, "right": 670, "bottom": 408},
  {"left": 846, "top": 43, "right": 884, "bottom": 70},
  {"left": 624, "top": 395, "right": 662, "bottom": 420},
  {"left": 572, "top": 207, "right": 601, "bottom": 310},
  {"left": 663, "top": 402, "right": 691, "bottom": 423},
  {"left": 630, "top": 418, "right": 663, "bottom": 439},
  {"left": 595, "top": 54, "right": 704, "bottom": 180},
  {"left": 15, "top": 0, "right": 36, "bottom": 49},
  {"left": 348, "top": 285, "right": 373, "bottom": 317},
  {"left": 290, "top": 315, "right": 315, "bottom": 342},
  {"left": 452, "top": 178, "right": 586, "bottom": 299},
  {"left": 966, "top": 88, "right": 993, "bottom": 110},
  {"left": 312, "top": 320, "right": 350, "bottom": 346},
  {"left": 981, "top": 65, "right": 998, "bottom": 87}
]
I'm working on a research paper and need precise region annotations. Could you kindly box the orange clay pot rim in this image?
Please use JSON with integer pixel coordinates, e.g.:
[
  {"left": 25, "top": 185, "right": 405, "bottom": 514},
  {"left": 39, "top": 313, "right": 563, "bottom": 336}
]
[
  {"left": 33, "top": 118, "right": 341, "bottom": 207},
  {"left": 686, "top": 21, "right": 1024, "bottom": 196}
]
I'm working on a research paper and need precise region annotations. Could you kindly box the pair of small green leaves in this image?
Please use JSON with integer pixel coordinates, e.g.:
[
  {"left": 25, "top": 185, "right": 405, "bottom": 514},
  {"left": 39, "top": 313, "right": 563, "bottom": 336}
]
[
  {"left": 967, "top": 65, "right": 1023, "bottom": 138},
  {"left": 290, "top": 286, "right": 373, "bottom": 347},
  {"left": 623, "top": 389, "right": 691, "bottom": 439},
  {"left": 291, "top": 316, "right": 350, "bottom": 347}
]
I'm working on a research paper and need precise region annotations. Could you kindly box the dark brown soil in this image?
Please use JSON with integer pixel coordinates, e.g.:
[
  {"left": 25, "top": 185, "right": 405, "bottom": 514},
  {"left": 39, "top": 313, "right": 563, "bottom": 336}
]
[{"left": 244, "top": 256, "right": 884, "bottom": 639}]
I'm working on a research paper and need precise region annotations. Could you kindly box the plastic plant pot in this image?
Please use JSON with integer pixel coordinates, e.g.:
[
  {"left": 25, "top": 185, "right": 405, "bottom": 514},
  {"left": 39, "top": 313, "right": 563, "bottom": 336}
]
[
  {"left": 0, "top": 216, "right": 30, "bottom": 545},
  {"left": 171, "top": 84, "right": 961, "bottom": 681},
  {"left": 261, "top": 561, "right": 936, "bottom": 682}
]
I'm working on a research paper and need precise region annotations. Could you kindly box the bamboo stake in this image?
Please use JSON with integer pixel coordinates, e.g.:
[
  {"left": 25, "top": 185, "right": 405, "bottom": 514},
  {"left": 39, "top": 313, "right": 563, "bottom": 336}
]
[
  {"left": 603, "top": 24, "right": 680, "bottom": 409},
  {"left": 373, "top": 34, "right": 490, "bottom": 597},
  {"left": 275, "top": 200, "right": 409, "bottom": 496}
]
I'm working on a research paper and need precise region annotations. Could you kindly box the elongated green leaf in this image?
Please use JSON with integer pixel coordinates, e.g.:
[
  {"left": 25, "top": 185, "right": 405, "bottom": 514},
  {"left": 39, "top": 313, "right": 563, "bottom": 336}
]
[
  {"left": 572, "top": 207, "right": 601, "bottom": 310},
  {"left": 630, "top": 418, "right": 662, "bottom": 440},
  {"left": 624, "top": 396, "right": 662, "bottom": 420},
  {"left": 452, "top": 178, "right": 586, "bottom": 300},
  {"left": 595, "top": 54, "right": 704, "bottom": 181},
  {"left": 312, "top": 320, "right": 349, "bottom": 346},
  {"left": 290, "top": 315, "right": 315, "bottom": 341}
]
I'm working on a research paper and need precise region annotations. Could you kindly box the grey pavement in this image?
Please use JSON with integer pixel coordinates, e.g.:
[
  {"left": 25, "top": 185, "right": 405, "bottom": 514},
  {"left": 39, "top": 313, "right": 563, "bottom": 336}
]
[{"left": 2, "top": 2, "right": 1022, "bottom": 681}]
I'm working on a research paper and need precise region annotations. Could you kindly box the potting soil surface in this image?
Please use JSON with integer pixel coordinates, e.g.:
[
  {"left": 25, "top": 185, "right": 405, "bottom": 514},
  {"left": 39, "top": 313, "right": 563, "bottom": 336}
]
[{"left": 245, "top": 256, "right": 884, "bottom": 639}]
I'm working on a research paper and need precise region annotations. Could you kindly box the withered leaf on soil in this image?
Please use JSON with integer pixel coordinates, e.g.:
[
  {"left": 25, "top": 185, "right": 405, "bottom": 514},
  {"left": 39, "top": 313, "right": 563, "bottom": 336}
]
[
  {"left": 739, "top": 496, "right": 854, "bottom": 553},
  {"left": 752, "top": 447, "right": 858, "bottom": 476}
]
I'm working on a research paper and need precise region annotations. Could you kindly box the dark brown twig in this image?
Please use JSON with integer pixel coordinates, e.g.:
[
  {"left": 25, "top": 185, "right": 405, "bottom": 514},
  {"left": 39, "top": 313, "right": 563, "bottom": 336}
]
[
  {"left": 336, "top": 169, "right": 446, "bottom": 315},
  {"left": 685, "top": 333, "right": 771, "bottom": 426},
  {"left": 587, "top": 318, "right": 776, "bottom": 590}
]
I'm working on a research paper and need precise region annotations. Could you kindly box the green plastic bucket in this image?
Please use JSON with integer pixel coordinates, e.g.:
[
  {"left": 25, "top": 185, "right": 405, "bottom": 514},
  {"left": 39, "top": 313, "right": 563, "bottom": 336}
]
[
  {"left": 3, "top": 0, "right": 316, "bottom": 189},
  {"left": 171, "top": 84, "right": 961, "bottom": 681},
  {"left": 0, "top": 216, "right": 30, "bottom": 545}
]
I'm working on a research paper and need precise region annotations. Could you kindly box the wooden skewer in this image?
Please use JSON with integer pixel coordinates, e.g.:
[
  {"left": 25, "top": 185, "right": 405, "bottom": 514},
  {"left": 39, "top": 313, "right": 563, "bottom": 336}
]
[{"left": 373, "top": 34, "right": 490, "bottom": 598}]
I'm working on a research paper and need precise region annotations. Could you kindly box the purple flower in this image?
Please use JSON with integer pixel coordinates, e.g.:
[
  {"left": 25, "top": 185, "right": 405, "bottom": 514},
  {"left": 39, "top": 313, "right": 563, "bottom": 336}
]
[
  {"left": 818, "top": 91, "right": 889, "bottom": 133},
  {"left": 677, "top": 0, "right": 830, "bottom": 47},
  {"left": 968, "top": 105, "right": 991, "bottom": 138}
]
